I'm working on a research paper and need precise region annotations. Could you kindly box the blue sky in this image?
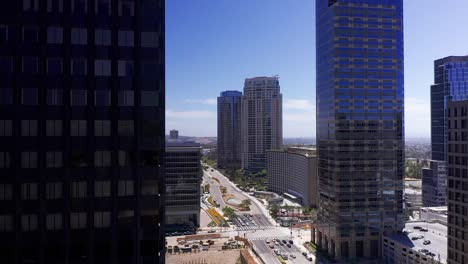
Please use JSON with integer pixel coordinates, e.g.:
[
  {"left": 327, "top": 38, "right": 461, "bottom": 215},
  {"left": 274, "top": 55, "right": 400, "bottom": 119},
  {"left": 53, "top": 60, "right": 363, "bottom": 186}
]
[{"left": 166, "top": 0, "right": 468, "bottom": 138}]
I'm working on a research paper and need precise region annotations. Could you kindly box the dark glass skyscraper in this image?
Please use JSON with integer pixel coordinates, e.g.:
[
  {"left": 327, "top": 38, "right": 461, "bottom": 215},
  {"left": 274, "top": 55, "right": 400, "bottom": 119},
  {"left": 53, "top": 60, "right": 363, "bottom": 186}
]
[
  {"left": 431, "top": 56, "right": 468, "bottom": 161},
  {"left": 0, "top": 1, "right": 165, "bottom": 263},
  {"left": 217, "top": 90, "right": 242, "bottom": 169},
  {"left": 314, "top": 0, "right": 404, "bottom": 260}
]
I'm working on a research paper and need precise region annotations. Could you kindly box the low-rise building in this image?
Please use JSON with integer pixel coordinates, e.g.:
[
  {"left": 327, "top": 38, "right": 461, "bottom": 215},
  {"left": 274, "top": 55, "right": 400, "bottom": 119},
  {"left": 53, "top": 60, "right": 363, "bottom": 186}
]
[
  {"left": 420, "top": 207, "right": 447, "bottom": 225},
  {"left": 266, "top": 147, "right": 318, "bottom": 207},
  {"left": 382, "top": 221, "right": 447, "bottom": 264}
]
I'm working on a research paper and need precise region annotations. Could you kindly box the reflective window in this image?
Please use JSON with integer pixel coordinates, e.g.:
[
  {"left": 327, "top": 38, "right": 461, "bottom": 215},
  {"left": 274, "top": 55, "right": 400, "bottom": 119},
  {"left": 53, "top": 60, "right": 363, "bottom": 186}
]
[
  {"left": 94, "top": 151, "right": 111, "bottom": 167},
  {"left": 47, "top": 58, "right": 63, "bottom": 75},
  {"left": 118, "top": 150, "right": 133, "bottom": 166},
  {"left": 95, "top": 29, "right": 111, "bottom": 46},
  {"left": 0, "top": 25, "right": 7, "bottom": 42},
  {"left": 47, "top": 0, "right": 63, "bottom": 13},
  {"left": 71, "top": 28, "right": 87, "bottom": 45},
  {"left": 0, "top": 152, "right": 10, "bottom": 168},
  {"left": 46, "top": 182, "right": 62, "bottom": 199},
  {"left": 46, "top": 151, "right": 63, "bottom": 168},
  {"left": 21, "top": 214, "right": 38, "bottom": 231},
  {"left": 118, "top": 30, "right": 134, "bottom": 47},
  {"left": 46, "top": 214, "right": 63, "bottom": 230},
  {"left": 21, "top": 183, "right": 38, "bottom": 200},
  {"left": 118, "top": 91, "right": 134, "bottom": 106},
  {"left": 0, "top": 56, "right": 12, "bottom": 74},
  {"left": 70, "top": 90, "right": 87, "bottom": 106},
  {"left": 23, "top": 26, "right": 38, "bottom": 42},
  {"left": 0, "top": 88, "right": 13, "bottom": 105},
  {"left": 70, "top": 212, "right": 87, "bottom": 229},
  {"left": 95, "top": 90, "right": 111, "bottom": 106},
  {"left": 118, "top": 1, "right": 134, "bottom": 16},
  {"left": 0, "top": 215, "right": 13, "bottom": 232},
  {"left": 95, "top": 0, "right": 111, "bottom": 15},
  {"left": 47, "top": 89, "right": 63, "bottom": 105},
  {"left": 72, "top": 0, "right": 87, "bottom": 13},
  {"left": 23, "top": 0, "right": 39, "bottom": 11},
  {"left": 118, "top": 60, "right": 134, "bottom": 76},
  {"left": 0, "top": 184, "right": 12, "bottom": 200},
  {"left": 71, "top": 181, "right": 87, "bottom": 198},
  {"left": 141, "top": 180, "right": 158, "bottom": 195},
  {"left": 95, "top": 181, "right": 111, "bottom": 197},
  {"left": 141, "top": 32, "right": 159, "bottom": 48},
  {"left": 22, "top": 88, "right": 38, "bottom": 105},
  {"left": 46, "top": 120, "right": 62, "bottom": 136},
  {"left": 118, "top": 120, "right": 134, "bottom": 136},
  {"left": 47, "top": 27, "right": 63, "bottom": 44},
  {"left": 71, "top": 58, "right": 87, "bottom": 75},
  {"left": 21, "top": 120, "right": 37, "bottom": 136},
  {"left": 95, "top": 60, "right": 111, "bottom": 76},
  {"left": 118, "top": 180, "right": 134, "bottom": 196},
  {"left": 0, "top": 120, "right": 12, "bottom": 136},
  {"left": 94, "top": 211, "right": 111, "bottom": 228},
  {"left": 21, "top": 152, "right": 37, "bottom": 168},
  {"left": 95, "top": 120, "right": 111, "bottom": 136},
  {"left": 70, "top": 120, "right": 87, "bottom": 136},
  {"left": 22, "top": 57, "right": 38, "bottom": 74},
  {"left": 141, "top": 91, "right": 159, "bottom": 106}
]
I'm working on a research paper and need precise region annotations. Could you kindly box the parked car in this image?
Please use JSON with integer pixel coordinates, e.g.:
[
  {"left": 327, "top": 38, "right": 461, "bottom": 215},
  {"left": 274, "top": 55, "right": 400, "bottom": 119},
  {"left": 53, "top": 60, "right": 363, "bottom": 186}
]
[
  {"left": 290, "top": 254, "right": 296, "bottom": 259},
  {"left": 420, "top": 228, "right": 428, "bottom": 232},
  {"left": 423, "top": 240, "right": 431, "bottom": 245},
  {"left": 282, "top": 254, "right": 288, "bottom": 260},
  {"left": 287, "top": 244, "right": 292, "bottom": 248},
  {"left": 413, "top": 226, "right": 422, "bottom": 230},
  {"left": 289, "top": 240, "right": 294, "bottom": 244},
  {"left": 302, "top": 252, "right": 308, "bottom": 256}
]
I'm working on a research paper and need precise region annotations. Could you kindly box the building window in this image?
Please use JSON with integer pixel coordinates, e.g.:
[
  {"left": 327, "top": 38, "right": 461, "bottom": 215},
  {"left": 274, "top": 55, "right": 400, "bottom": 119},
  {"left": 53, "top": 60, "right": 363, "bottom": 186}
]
[
  {"left": 0, "top": 56, "right": 13, "bottom": 74},
  {"left": 118, "top": 180, "right": 134, "bottom": 196},
  {"left": 94, "top": 151, "right": 111, "bottom": 167},
  {"left": 47, "top": 58, "right": 63, "bottom": 75},
  {"left": 141, "top": 180, "right": 158, "bottom": 196},
  {"left": 0, "top": 215, "right": 13, "bottom": 232},
  {"left": 71, "top": 58, "right": 87, "bottom": 75},
  {"left": 47, "top": 27, "right": 63, "bottom": 44},
  {"left": 46, "top": 214, "right": 63, "bottom": 230},
  {"left": 118, "top": 91, "right": 134, "bottom": 106},
  {"left": 23, "top": 0, "right": 39, "bottom": 11},
  {"left": 141, "top": 91, "right": 159, "bottom": 106},
  {"left": 46, "top": 182, "right": 62, "bottom": 199},
  {"left": 0, "top": 25, "right": 8, "bottom": 42},
  {"left": 95, "top": 29, "right": 111, "bottom": 46},
  {"left": 46, "top": 120, "right": 62, "bottom": 136},
  {"left": 71, "top": 181, "right": 87, "bottom": 198},
  {"left": 70, "top": 90, "right": 87, "bottom": 106},
  {"left": 21, "top": 183, "right": 38, "bottom": 200},
  {"left": 71, "top": 120, "right": 87, "bottom": 136},
  {"left": 21, "top": 120, "right": 38, "bottom": 136},
  {"left": 0, "top": 184, "right": 12, "bottom": 200},
  {"left": 0, "top": 152, "right": 10, "bottom": 168},
  {"left": 71, "top": 28, "right": 87, "bottom": 45},
  {"left": 141, "top": 32, "right": 159, "bottom": 48},
  {"left": 47, "top": 0, "right": 63, "bottom": 13},
  {"left": 70, "top": 212, "right": 87, "bottom": 229},
  {"left": 118, "top": 30, "right": 134, "bottom": 47},
  {"left": 21, "top": 214, "right": 38, "bottom": 231},
  {"left": 0, "top": 120, "right": 12, "bottom": 136},
  {"left": 95, "top": 60, "right": 111, "bottom": 76},
  {"left": 94, "top": 211, "right": 111, "bottom": 228},
  {"left": 47, "top": 89, "right": 63, "bottom": 105},
  {"left": 118, "top": 60, "right": 134, "bottom": 77},
  {"left": 0, "top": 88, "right": 13, "bottom": 105},
  {"left": 46, "top": 151, "right": 63, "bottom": 168},
  {"left": 95, "top": 0, "right": 111, "bottom": 15},
  {"left": 95, "top": 120, "right": 111, "bottom": 136},
  {"left": 118, "top": 1, "right": 134, "bottom": 16},
  {"left": 21, "top": 152, "right": 37, "bottom": 168},
  {"left": 95, "top": 181, "right": 111, "bottom": 197},
  {"left": 95, "top": 90, "right": 111, "bottom": 106},
  {"left": 71, "top": 151, "right": 87, "bottom": 167},
  {"left": 22, "top": 88, "right": 38, "bottom": 105},
  {"left": 72, "top": 0, "right": 87, "bottom": 14},
  {"left": 118, "top": 120, "right": 134, "bottom": 136},
  {"left": 22, "top": 57, "right": 38, "bottom": 74},
  {"left": 23, "top": 26, "right": 38, "bottom": 42},
  {"left": 118, "top": 150, "right": 132, "bottom": 166}
]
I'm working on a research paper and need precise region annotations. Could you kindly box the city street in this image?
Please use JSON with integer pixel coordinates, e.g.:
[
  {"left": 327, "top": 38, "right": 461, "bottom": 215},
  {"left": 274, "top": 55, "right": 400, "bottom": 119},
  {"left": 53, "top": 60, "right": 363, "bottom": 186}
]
[{"left": 252, "top": 239, "right": 313, "bottom": 264}]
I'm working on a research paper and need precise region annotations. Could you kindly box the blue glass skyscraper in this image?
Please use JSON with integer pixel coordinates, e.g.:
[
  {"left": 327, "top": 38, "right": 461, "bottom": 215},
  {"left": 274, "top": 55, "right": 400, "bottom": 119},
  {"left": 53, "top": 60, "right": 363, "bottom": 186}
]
[
  {"left": 431, "top": 56, "right": 468, "bottom": 161},
  {"left": 314, "top": 0, "right": 404, "bottom": 260},
  {"left": 217, "top": 91, "right": 242, "bottom": 169}
]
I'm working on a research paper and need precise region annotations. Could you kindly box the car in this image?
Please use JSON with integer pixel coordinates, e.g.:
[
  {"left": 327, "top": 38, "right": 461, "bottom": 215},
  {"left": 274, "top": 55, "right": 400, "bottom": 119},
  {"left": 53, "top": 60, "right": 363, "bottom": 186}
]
[
  {"left": 282, "top": 240, "right": 287, "bottom": 244},
  {"left": 289, "top": 240, "right": 293, "bottom": 244},
  {"left": 306, "top": 255, "right": 313, "bottom": 261},
  {"left": 420, "top": 228, "right": 428, "bottom": 232},
  {"left": 266, "top": 239, "right": 271, "bottom": 244},
  {"left": 275, "top": 242, "right": 279, "bottom": 246},
  {"left": 419, "top": 249, "right": 429, "bottom": 253},
  {"left": 269, "top": 244, "right": 275, "bottom": 249},
  {"left": 282, "top": 254, "right": 288, "bottom": 260},
  {"left": 423, "top": 240, "right": 431, "bottom": 245},
  {"left": 287, "top": 244, "right": 291, "bottom": 248},
  {"left": 290, "top": 254, "right": 296, "bottom": 259},
  {"left": 302, "top": 252, "right": 308, "bottom": 256},
  {"left": 208, "top": 230, "right": 216, "bottom": 233},
  {"left": 413, "top": 226, "right": 422, "bottom": 230}
]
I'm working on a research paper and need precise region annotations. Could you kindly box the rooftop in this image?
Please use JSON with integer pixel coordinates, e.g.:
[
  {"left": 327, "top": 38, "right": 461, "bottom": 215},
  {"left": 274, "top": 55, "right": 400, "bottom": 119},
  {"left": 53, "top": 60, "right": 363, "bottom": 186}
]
[{"left": 385, "top": 221, "right": 447, "bottom": 263}]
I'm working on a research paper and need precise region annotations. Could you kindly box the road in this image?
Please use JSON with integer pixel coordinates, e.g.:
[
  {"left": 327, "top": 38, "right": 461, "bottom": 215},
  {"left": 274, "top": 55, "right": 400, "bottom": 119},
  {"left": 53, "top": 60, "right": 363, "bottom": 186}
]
[{"left": 253, "top": 240, "right": 313, "bottom": 264}]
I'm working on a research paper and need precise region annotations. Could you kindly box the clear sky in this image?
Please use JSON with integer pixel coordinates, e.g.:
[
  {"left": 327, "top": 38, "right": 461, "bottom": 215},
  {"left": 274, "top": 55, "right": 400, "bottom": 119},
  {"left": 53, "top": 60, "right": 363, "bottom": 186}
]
[{"left": 166, "top": 0, "right": 468, "bottom": 138}]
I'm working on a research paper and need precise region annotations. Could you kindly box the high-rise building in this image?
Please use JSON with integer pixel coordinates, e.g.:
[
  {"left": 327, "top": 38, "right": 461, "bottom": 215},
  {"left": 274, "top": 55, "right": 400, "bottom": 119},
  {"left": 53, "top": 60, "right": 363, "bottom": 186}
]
[
  {"left": 0, "top": 1, "right": 165, "bottom": 263},
  {"left": 422, "top": 160, "right": 447, "bottom": 207},
  {"left": 431, "top": 56, "right": 468, "bottom": 161},
  {"left": 169, "top": 129, "right": 179, "bottom": 140},
  {"left": 217, "top": 90, "right": 242, "bottom": 169},
  {"left": 165, "top": 141, "right": 202, "bottom": 234},
  {"left": 241, "top": 76, "right": 282, "bottom": 173},
  {"left": 267, "top": 147, "right": 318, "bottom": 207},
  {"left": 447, "top": 100, "right": 468, "bottom": 264},
  {"left": 314, "top": 0, "right": 404, "bottom": 260}
]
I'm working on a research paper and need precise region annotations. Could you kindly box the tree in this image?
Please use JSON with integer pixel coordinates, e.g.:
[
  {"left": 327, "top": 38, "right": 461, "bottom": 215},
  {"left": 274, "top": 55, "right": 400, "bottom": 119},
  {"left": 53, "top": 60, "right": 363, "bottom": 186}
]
[
  {"left": 222, "top": 206, "right": 236, "bottom": 219},
  {"left": 270, "top": 204, "right": 279, "bottom": 219}
]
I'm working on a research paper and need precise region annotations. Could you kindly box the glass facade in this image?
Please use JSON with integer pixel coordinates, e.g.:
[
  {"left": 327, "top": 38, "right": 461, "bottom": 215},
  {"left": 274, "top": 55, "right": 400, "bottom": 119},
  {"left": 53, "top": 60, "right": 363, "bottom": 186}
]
[
  {"left": 0, "top": 1, "right": 165, "bottom": 263},
  {"left": 431, "top": 56, "right": 468, "bottom": 161},
  {"left": 314, "top": 0, "right": 404, "bottom": 260},
  {"left": 217, "top": 90, "right": 242, "bottom": 169}
]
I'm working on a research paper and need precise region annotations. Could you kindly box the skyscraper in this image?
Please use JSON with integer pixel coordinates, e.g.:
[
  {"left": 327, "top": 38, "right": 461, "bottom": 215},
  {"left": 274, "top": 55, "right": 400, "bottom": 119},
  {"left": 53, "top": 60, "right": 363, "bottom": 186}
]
[
  {"left": 447, "top": 100, "right": 468, "bottom": 264},
  {"left": 241, "top": 76, "right": 282, "bottom": 173},
  {"left": 422, "top": 160, "right": 447, "bottom": 207},
  {"left": 217, "top": 90, "right": 242, "bottom": 169},
  {"left": 431, "top": 56, "right": 468, "bottom": 161},
  {"left": 0, "top": 1, "right": 165, "bottom": 263},
  {"left": 314, "top": 0, "right": 404, "bottom": 260}
]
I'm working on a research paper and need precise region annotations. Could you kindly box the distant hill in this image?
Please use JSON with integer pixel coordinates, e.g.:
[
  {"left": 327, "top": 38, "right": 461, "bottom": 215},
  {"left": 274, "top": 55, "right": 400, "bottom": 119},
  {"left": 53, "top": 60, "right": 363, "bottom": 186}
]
[
  {"left": 283, "top": 137, "right": 316, "bottom": 145},
  {"left": 165, "top": 135, "right": 217, "bottom": 146}
]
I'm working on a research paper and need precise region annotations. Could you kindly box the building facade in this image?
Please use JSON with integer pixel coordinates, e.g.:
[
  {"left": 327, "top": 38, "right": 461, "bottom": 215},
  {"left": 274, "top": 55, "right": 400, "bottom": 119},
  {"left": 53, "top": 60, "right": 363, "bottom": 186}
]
[
  {"left": 314, "top": 0, "right": 404, "bottom": 260},
  {"left": 217, "top": 90, "right": 242, "bottom": 169},
  {"left": 422, "top": 160, "right": 447, "bottom": 207},
  {"left": 447, "top": 100, "right": 468, "bottom": 264},
  {"left": 165, "top": 142, "right": 202, "bottom": 233},
  {"left": 241, "top": 76, "right": 282, "bottom": 173},
  {"left": 0, "top": 1, "right": 165, "bottom": 263},
  {"left": 169, "top": 129, "right": 179, "bottom": 140},
  {"left": 431, "top": 56, "right": 468, "bottom": 161},
  {"left": 267, "top": 147, "right": 318, "bottom": 207}
]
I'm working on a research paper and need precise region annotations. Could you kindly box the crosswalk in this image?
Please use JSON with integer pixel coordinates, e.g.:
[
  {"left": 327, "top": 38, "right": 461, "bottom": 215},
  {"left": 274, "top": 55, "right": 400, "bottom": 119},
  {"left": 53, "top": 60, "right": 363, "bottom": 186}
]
[
  {"left": 235, "top": 225, "right": 275, "bottom": 231},
  {"left": 248, "top": 235, "right": 290, "bottom": 241}
]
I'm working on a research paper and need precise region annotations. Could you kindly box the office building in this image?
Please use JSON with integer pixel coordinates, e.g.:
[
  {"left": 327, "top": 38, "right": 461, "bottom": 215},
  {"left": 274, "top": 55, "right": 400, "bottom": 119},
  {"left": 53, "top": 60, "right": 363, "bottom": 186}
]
[
  {"left": 431, "top": 56, "right": 468, "bottom": 161},
  {"left": 266, "top": 147, "right": 318, "bottom": 207},
  {"left": 446, "top": 100, "right": 468, "bottom": 264},
  {"left": 169, "top": 129, "right": 179, "bottom": 140},
  {"left": 241, "top": 76, "right": 282, "bottom": 173},
  {"left": 422, "top": 160, "right": 447, "bottom": 207},
  {"left": 314, "top": 0, "right": 404, "bottom": 260},
  {"left": 419, "top": 206, "right": 447, "bottom": 225},
  {"left": 382, "top": 222, "right": 447, "bottom": 264},
  {"left": 0, "top": 1, "right": 165, "bottom": 263},
  {"left": 217, "top": 90, "right": 242, "bottom": 169},
  {"left": 165, "top": 141, "right": 202, "bottom": 233}
]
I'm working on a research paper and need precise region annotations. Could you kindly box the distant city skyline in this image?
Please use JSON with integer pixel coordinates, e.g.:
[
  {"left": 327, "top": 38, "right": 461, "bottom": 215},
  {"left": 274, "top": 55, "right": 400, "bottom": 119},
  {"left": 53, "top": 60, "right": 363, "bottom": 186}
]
[{"left": 167, "top": 0, "right": 468, "bottom": 137}]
